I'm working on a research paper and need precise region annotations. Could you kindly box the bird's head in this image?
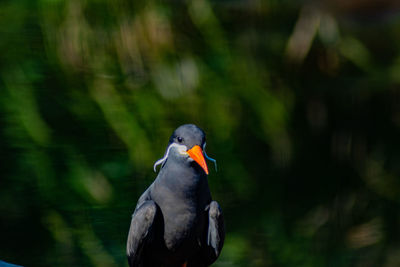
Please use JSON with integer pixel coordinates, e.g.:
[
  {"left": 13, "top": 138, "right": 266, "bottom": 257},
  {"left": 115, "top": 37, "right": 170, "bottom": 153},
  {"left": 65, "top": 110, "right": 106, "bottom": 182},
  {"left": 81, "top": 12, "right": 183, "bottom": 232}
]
[{"left": 153, "top": 124, "right": 217, "bottom": 175}]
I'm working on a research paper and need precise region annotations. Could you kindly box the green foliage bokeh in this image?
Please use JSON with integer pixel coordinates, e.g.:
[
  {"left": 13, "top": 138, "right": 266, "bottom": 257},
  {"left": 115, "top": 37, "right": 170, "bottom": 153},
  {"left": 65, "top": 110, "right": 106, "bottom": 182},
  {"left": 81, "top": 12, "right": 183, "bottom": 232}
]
[{"left": 1, "top": 0, "right": 400, "bottom": 266}]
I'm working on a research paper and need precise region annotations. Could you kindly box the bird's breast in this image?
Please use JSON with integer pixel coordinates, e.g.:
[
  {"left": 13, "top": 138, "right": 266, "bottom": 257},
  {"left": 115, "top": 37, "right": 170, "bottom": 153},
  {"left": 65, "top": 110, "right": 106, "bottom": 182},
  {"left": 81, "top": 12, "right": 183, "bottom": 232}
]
[
  {"left": 151, "top": 166, "right": 211, "bottom": 251},
  {"left": 162, "top": 201, "right": 199, "bottom": 250},
  {"left": 152, "top": 185, "right": 200, "bottom": 249}
]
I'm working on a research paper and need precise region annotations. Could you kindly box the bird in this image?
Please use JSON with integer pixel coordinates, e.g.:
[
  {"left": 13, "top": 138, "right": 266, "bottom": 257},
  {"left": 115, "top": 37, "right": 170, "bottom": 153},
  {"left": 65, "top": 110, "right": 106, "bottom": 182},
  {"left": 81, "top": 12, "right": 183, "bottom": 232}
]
[{"left": 126, "top": 124, "right": 224, "bottom": 267}]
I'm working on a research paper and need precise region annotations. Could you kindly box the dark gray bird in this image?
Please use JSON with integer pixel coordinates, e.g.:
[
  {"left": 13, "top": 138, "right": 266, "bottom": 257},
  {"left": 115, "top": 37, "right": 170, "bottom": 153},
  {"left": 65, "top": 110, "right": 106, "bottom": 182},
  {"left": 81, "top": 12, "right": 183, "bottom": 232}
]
[{"left": 127, "top": 124, "right": 224, "bottom": 267}]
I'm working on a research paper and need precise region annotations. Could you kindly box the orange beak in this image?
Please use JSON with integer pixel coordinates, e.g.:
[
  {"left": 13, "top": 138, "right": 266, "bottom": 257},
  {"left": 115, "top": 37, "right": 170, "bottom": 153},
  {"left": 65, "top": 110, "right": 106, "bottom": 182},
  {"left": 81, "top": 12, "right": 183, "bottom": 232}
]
[{"left": 187, "top": 145, "right": 209, "bottom": 175}]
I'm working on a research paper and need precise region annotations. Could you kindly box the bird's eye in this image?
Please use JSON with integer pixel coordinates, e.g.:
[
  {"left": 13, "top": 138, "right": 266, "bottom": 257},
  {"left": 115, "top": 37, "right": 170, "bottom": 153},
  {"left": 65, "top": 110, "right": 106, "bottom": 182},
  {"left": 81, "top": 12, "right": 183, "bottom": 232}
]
[{"left": 177, "top": 137, "right": 183, "bottom": 143}]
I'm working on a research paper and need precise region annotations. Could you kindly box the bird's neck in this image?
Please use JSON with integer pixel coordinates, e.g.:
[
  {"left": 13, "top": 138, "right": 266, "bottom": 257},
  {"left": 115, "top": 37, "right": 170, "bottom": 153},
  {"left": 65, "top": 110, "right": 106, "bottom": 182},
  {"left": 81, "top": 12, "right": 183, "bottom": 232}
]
[{"left": 157, "top": 160, "right": 210, "bottom": 201}]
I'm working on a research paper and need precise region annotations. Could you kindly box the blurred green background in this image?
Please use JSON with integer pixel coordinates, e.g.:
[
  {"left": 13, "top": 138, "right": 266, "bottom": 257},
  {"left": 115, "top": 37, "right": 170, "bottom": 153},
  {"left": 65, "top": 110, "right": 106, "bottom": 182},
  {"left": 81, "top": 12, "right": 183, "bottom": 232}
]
[{"left": 1, "top": 0, "right": 400, "bottom": 266}]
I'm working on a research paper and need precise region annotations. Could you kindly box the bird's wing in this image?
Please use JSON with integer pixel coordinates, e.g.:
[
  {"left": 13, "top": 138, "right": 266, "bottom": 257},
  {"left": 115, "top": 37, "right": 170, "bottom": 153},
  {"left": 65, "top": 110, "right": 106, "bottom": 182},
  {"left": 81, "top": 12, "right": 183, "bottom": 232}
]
[
  {"left": 126, "top": 198, "right": 158, "bottom": 267},
  {"left": 206, "top": 201, "right": 225, "bottom": 260},
  {"left": 189, "top": 201, "right": 225, "bottom": 266}
]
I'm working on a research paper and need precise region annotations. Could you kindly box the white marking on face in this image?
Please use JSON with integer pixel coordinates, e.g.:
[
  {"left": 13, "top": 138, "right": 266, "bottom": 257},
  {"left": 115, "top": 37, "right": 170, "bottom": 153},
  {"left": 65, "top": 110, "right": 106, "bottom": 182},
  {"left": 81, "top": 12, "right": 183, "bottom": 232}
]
[
  {"left": 203, "top": 142, "right": 218, "bottom": 171},
  {"left": 153, "top": 143, "right": 188, "bottom": 172}
]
